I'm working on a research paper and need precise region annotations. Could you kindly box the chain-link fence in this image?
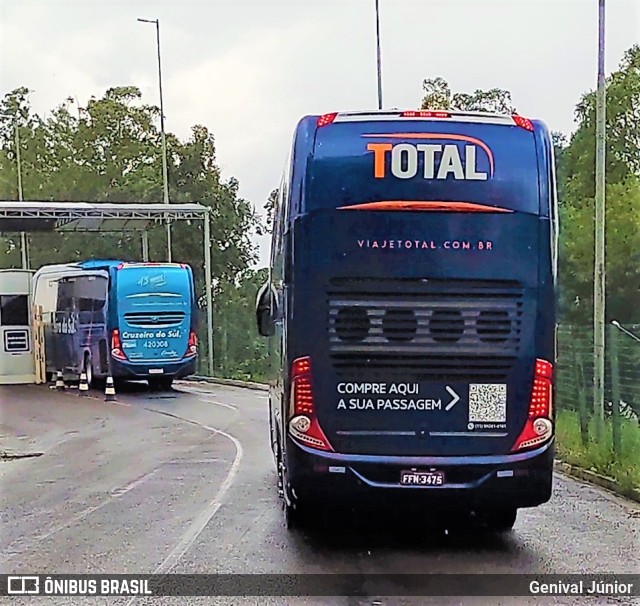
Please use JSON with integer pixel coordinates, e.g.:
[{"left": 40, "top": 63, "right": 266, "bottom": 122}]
[{"left": 555, "top": 323, "right": 639, "bottom": 490}]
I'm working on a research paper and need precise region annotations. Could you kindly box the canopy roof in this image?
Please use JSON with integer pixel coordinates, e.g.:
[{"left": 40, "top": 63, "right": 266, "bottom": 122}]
[{"left": 0, "top": 201, "right": 208, "bottom": 233}]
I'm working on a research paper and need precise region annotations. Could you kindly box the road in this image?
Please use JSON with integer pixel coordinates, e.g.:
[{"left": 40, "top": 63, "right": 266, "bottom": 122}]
[{"left": 1, "top": 382, "right": 638, "bottom": 606}]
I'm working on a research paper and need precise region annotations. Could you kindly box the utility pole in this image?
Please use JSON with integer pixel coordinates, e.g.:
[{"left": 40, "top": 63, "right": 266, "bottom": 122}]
[
  {"left": 138, "top": 17, "right": 171, "bottom": 261},
  {"left": 15, "top": 121, "right": 28, "bottom": 269},
  {"left": 1, "top": 112, "right": 28, "bottom": 268},
  {"left": 593, "top": 0, "right": 606, "bottom": 440},
  {"left": 375, "top": 0, "right": 383, "bottom": 109}
]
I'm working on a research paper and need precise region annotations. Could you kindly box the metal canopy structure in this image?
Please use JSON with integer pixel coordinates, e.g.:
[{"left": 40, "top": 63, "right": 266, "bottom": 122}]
[
  {"left": 0, "top": 201, "right": 206, "bottom": 232},
  {"left": 0, "top": 201, "right": 214, "bottom": 376}
]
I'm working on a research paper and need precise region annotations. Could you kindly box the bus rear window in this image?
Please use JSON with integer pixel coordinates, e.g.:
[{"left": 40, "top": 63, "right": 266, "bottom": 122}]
[{"left": 307, "top": 120, "right": 540, "bottom": 214}]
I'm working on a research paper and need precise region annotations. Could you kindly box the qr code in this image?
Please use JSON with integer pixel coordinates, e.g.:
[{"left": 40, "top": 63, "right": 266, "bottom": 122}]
[{"left": 468, "top": 384, "right": 507, "bottom": 422}]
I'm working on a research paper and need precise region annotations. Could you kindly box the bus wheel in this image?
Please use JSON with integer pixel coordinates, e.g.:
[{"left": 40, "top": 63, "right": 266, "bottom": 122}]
[
  {"left": 484, "top": 508, "right": 517, "bottom": 532},
  {"left": 84, "top": 355, "right": 93, "bottom": 388}
]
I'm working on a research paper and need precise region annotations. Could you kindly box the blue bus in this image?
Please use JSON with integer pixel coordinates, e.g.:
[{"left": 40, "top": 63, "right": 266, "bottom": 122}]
[
  {"left": 33, "top": 260, "right": 198, "bottom": 390},
  {"left": 256, "top": 109, "right": 558, "bottom": 531}
]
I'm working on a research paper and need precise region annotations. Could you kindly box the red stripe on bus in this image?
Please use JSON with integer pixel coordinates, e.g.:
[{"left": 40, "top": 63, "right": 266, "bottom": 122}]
[{"left": 337, "top": 200, "right": 512, "bottom": 212}]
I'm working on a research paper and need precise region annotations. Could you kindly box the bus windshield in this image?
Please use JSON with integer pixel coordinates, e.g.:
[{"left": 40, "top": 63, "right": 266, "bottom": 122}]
[
  {"left": 307, "top": 119, "right": 540, "bottom": 215},
  {"left": 116, "top": 265, "right": 191, "bottom": 312}
]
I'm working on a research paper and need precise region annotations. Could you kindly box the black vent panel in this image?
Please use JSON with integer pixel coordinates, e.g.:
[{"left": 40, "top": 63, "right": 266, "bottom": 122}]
[{"left": 327, "top": 278, "right": 525, "bottom": 380}]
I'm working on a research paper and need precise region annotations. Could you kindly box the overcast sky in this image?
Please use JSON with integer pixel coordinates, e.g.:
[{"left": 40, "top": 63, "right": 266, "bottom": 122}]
[{"left": 1, "top": 0, "right": 638, "bottom": 266}]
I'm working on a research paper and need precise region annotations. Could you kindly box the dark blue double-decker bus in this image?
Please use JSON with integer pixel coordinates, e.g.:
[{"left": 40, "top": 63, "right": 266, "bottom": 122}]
[{"left": 256, "top": 109, "right": 558, "bottom": 531}]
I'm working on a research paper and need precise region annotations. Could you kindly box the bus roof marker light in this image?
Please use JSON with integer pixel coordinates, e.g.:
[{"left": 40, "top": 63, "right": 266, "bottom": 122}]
[
  {"left": 317, "top": 113, "right": 338, "bottom": 127},
  {"left": 401, "top": 110, "right": 451, "bottom": 118},
  {"left": 513, "top": 115, "right": 534, "bottom": 131}
]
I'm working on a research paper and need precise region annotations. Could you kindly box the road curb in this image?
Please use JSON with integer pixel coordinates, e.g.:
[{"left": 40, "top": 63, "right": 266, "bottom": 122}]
[
  {"left": 182, "top": 375, "right": 269, "bottom": 392},
  {"left": 554, "top": 460, "right": 640, "bottom": 504}
]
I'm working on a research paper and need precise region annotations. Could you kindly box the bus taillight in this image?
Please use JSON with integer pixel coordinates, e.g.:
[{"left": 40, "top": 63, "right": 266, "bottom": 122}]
[
  {"left": 111, "top": 329, "right": 127, "bottom": 361},
  {"left": 288, "top": 356, "right": 333, "bottom": 452},
  {"left": 511, "top": 359, "right": 553, "bottom": 452},
  {"left": 185, "top": 331, "right": 198, "bottom": 357}
]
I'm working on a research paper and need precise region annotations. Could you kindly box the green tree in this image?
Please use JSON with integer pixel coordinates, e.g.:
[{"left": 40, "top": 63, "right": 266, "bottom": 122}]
[
  {"left": 214, "top": 267, "right": 270, "bottom": 380},
  {"left": 420, "top": 77, "right": 516, "bottom": 113},
  {"left": 558, "top": 45, "right": 640, "bottom": 323}
]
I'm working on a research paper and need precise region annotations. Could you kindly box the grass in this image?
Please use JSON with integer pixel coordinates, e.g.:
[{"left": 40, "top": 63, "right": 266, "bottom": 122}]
[{"left": 555, "top": 409, "right": 640, "bottom": 495}]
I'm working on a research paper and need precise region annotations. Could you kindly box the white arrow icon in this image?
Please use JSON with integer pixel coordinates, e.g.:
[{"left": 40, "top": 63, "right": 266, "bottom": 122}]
[{"left": 445, "top": 386, "right": 460, "bottom": 411}]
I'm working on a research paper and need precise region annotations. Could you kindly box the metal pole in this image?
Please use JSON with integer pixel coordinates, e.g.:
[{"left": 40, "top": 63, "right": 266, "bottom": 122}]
[
  {"left": 593, "top": 0, "right": 606, "bottom": 440},
  {"left": 14, "top": 121, "right": 28, "bottom": 269},
  {"left": 204, "top": 211, "right": 214, "bottom": 376},
  {"left": 138, "top": 17, "right": 171, "bottom": 261},
  {"left": 155, "top": 20, "right": 172, "bottom": 262},
  {"left": 142, "top": 231, "right": 149, "bottom": 261},
  {"left": 375, "top": 0, "right": 383, "bottom": 109}
]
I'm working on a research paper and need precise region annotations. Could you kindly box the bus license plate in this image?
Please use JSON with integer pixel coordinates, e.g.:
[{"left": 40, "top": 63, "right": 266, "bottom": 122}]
[{"left": 400, "top": 470, "right": 445, "bottom": 486}]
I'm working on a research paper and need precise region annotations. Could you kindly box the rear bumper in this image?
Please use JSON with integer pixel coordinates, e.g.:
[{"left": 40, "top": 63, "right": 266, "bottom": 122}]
[
  {"left": 285, "top": 438, "right": 554, "bottom": 510},
  {"left": 110, "top": 356, "right": 197, "bottom": 379}
]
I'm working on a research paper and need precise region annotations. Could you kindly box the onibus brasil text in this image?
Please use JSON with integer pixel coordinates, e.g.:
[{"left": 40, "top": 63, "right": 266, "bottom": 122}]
[{"left": 16, "top": 577, "right": 152, "bottom": 596}]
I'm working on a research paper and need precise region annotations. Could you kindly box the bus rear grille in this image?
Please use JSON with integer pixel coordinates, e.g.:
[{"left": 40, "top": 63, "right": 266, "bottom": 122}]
[
  {"left": 124, "top": 311, "right": 185, "bottom": 327},
  {"left": 327, "top": 278, "right": 524, "bottom": 379}
]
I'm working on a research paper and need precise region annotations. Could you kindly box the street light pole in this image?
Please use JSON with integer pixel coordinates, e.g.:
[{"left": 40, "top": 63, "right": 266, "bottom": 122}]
[
  {"left": 375, "top": 0, "right": 383, "bottom": 109},
  {"left": 138, "top": 17, "right": 171, "bottom": 261},
  {"left": 593, "top": 0, "right": 606, "bottom": 440},
  {"left": 611, "top": 321, "right": 640, "bottom": 344}
]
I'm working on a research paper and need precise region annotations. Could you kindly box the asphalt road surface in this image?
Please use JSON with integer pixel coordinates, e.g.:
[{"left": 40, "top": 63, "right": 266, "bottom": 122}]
[{"left": 1, "top": 382, "right": 638, "bottom": 606}]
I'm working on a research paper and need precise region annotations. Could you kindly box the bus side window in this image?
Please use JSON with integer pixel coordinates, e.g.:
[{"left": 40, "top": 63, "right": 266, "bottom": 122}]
[
  {"left": 56, "top": 279, "right": 76, "bottom": 314},
  {"left": 75, "top": 276, "right": 108, "bottom": 323}
]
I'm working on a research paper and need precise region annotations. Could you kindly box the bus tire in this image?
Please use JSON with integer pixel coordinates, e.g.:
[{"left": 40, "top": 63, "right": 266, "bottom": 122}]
[
  {"left": 84, "top": 354, "right": 93, "bottom": 388},
  {"left": 484, "top": 507, "right": 517, "bottom": 532}
]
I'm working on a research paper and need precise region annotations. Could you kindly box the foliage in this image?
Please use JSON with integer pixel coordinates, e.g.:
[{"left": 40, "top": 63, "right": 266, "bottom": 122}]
[
  {"left": 211, "top": 267, "right": 270, "bottom": 381},
  {"left": 420, "top": 77, "right": 516, "bottom": 113},
  {"left": 556, "top": 410, "right": 640, "bottom": 496},
  {"left": 557, "top": 45, "right": 640, "bottom": 323}
]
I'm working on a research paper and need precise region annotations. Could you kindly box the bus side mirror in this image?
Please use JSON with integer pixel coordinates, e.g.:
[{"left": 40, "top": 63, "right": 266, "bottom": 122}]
[{"left": 256, "top": 282, "right": 275, "bottom": 337}]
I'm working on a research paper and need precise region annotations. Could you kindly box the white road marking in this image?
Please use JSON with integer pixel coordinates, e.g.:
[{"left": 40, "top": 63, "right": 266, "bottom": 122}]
[
  {"left": 124, "top": 409, "right": 244, "bottom": 587},
  {"left": 176, "top": 387, "right": 239, "bottom": 410},
  {"left": 201, "top": 397, "right": 238, "bottom": 411}
]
